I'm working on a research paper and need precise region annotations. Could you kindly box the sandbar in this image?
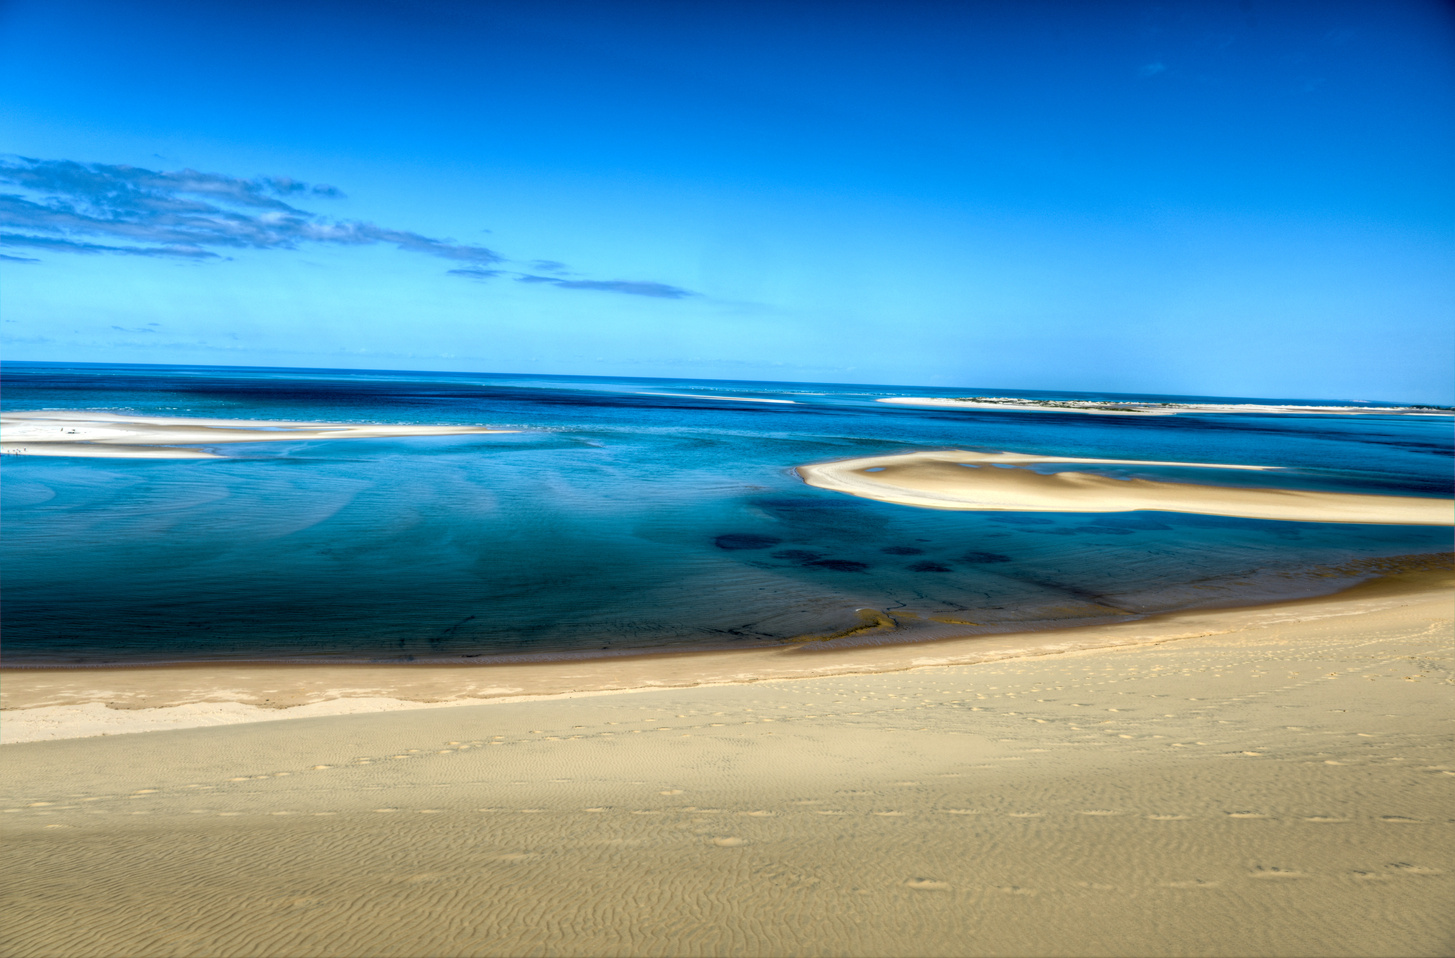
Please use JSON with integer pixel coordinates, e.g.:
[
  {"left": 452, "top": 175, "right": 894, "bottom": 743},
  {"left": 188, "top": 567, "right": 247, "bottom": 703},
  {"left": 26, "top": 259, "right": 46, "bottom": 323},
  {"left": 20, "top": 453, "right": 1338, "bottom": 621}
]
[
  {"left": 798, "top": 449, "right": 1454, "bottom": 525},
  {"left": 879, "top": 396, "right": 1453, "bottom": 416},
  {"left": 2, "top": 570, "right": 1450, "bottom": 956},
  {"left": 0, "top": 410, "right": 517, "bottom": 458}
]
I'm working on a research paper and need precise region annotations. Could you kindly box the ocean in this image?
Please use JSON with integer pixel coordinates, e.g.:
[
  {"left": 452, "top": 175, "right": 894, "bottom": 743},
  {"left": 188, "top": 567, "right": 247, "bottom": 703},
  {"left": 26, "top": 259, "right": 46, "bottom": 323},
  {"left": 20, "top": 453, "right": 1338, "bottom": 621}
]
[{"left": 2, "top": 361, "right": 1450, "bottom": 665}]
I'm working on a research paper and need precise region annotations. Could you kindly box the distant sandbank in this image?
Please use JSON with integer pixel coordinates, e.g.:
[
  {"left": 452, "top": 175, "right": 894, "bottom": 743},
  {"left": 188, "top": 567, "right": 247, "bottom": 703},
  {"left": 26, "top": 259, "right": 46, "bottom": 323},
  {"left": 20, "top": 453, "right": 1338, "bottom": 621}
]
[
  {"left": 879, "top": 396, "right": 1454, "bottom": 416},
  {"left": 798, "top": 450, "right": 1454, "bottom": 525},
  {"left": 0, "top": 411, "right": 517, "bottom": 458}
]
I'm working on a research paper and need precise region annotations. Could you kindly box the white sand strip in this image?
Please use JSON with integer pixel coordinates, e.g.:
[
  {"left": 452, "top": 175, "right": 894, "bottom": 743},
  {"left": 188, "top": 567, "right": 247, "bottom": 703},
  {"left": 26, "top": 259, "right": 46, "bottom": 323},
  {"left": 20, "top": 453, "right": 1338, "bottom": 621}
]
[
  {"left": 798, "top": 450, "right": 1453, "bottom": 525},
  {"left": 1, "top": 410, "right": 517, "bottom": 458},
  {"left": 878, "top": 396, "right": 1452, "bottom": 416}
]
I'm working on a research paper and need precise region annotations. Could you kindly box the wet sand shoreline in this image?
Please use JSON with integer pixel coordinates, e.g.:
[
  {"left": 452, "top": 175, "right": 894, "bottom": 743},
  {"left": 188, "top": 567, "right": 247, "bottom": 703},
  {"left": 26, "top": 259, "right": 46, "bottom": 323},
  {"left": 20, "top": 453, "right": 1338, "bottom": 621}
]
[{"left": 5, "top": 564, "right": 1449, "bottom": 744}]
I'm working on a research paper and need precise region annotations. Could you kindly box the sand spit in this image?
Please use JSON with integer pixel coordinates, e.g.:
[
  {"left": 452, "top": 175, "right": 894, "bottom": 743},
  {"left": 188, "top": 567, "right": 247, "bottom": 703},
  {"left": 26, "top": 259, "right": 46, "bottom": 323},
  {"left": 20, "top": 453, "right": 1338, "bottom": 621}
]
[
  {"left": 798, "top": 450, "right": 1454, "bottom": 525},
  {"left": 878, "top": 396, "right": 1454, "bottom": 416},
  {"left": 2, "top": 578, "right": 1451, "bottom": 957},
  {"left": 0, "top": 410, "right": 517, "bottom": 458}
]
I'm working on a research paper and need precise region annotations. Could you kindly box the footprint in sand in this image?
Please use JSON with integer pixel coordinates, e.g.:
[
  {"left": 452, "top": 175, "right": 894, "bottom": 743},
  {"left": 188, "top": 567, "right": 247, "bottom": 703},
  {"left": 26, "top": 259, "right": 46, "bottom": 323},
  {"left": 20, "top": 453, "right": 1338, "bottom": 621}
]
[
  {"left": 1226, "top": 811, "right": 1270, "bottom": 819},
  {"left": 1077, "top": 809, "right": 1123, "bottom": 816},
  {"left": 1148, "top": 814, "right": 1190, "bottom": 821},
  {"left": 1007, "top": 812, "right": 1043, "bottom": 818},
  {"left": 1248, "top": 867, "right": 1304, "bottom": 880},
  {"left": 1303, "top": 816, "right": 1349, "bottom": 823},
  {"left": 905, "top": 879, "right": 951, "bottom": 891},
  {"left": 660, "top": 789, "right": 684, "bottom": 795},
  {"left": 941, "top": 809, "right": 980, "bottom": 815},
  {"left": 710, "top": 836, "right": 749, "bottom": 847},
  {"left": 1380, "top": 816, "right": 1423, "bottom": 824},
  {"left": 1388, "top": 862, "right": 1444, "bottom": 876}
]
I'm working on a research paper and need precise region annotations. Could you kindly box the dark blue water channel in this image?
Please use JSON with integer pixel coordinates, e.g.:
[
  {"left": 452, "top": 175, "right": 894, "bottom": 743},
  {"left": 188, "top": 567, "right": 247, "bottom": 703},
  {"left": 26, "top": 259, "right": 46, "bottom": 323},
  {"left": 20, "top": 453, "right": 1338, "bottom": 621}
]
[{"left": 2, "top": 362, "right": 1450, "bottom": 664}]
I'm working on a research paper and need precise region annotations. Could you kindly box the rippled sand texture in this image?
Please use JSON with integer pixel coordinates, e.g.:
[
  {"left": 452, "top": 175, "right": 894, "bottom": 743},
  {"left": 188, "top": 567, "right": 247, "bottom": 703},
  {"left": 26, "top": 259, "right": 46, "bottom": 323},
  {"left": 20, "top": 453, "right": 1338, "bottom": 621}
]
[
  {"left": 3, "top": 589, "right": 1452, "bottom": 957},
  {"left": 0, "top": 411, "right": 515, "bottom": 458},
  {"left": 798, "top": 450, "right": 1455, "bottom": 525}
]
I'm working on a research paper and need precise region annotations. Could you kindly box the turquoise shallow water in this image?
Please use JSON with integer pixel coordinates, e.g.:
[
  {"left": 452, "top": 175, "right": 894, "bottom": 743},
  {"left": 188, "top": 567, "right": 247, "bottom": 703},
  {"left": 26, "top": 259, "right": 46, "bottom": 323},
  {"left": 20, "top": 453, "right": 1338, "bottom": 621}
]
[{"left": 2, "top": 362, "right": 1450, "bottom": 664}]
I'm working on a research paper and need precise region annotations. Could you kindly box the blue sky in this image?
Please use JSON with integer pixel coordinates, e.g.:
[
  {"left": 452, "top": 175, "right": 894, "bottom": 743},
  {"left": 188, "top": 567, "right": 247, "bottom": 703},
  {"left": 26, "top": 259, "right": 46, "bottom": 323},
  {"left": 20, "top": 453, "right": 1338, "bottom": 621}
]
[{"left": 2, "top": 0, "right": 1452, "bottom": 402}]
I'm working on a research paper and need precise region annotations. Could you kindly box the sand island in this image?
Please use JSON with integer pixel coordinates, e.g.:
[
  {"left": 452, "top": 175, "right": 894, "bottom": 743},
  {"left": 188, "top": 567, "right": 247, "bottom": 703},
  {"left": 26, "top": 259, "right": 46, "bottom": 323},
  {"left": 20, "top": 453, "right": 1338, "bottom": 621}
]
[
  {"left": 879, "top": 396, "right": 1455, "bottom": 416},
  {"left": 797, "top": 450, "right": 1455, "bottom": 526},
  {"left": 0, "top": 411, "right": 516, "bottom": 458}
]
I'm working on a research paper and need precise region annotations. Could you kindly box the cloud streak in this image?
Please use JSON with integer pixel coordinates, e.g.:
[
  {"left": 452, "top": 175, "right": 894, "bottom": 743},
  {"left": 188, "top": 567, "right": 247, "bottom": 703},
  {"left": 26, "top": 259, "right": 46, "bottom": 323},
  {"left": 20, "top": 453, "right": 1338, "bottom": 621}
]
[
  {"left": 0, "top": 156, "right": 694, "bottom": 298},
  {"left": 454, "top": 268, "right": 695, "bottom": 300},
  {"left": 0, "top": 157, "right": 502, "bottom": 265}
]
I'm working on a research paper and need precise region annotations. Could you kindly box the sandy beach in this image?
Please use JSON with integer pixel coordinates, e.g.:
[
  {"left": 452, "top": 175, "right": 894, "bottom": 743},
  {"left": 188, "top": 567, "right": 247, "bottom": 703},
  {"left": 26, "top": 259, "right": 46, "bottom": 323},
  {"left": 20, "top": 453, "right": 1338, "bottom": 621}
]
[
  {"left": 3, "top": 568, "right": 1452, "bottom": 956},
  {"left": 0, "top": 411, "right": 516, "bottom": 458},
  {"left": 798, "top": 450, "right": 1455, "bottom": 525}
]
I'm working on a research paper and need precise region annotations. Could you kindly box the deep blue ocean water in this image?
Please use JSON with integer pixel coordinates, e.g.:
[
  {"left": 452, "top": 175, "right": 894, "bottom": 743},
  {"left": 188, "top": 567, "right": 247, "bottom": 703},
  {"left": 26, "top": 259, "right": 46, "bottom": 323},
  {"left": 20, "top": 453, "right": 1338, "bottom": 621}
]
[{"left": 3, "top": 362, "right": 1450, "bottom": 665}]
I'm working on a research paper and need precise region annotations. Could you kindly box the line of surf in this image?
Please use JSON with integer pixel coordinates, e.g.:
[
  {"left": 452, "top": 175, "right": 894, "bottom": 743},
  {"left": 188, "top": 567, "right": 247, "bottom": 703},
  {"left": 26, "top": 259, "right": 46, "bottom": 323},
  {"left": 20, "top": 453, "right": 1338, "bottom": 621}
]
[{"left": 638, "top": 392, "right": 796, "bottom": 404}]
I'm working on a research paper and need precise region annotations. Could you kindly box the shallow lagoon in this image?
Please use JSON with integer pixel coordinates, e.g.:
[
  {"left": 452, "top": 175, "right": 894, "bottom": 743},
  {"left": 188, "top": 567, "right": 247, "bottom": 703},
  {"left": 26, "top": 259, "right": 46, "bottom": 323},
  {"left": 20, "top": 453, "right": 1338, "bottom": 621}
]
[{"left": 3, "top": 362, "right": 1450, "bottom": 664}]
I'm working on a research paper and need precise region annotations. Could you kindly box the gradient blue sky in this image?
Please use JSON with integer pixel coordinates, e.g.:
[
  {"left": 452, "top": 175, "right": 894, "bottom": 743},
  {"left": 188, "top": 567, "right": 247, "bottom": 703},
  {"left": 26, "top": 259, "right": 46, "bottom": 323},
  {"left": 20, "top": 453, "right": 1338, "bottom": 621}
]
[{"left": 2, "top": 0, "right": 1452, "bottom": 402}]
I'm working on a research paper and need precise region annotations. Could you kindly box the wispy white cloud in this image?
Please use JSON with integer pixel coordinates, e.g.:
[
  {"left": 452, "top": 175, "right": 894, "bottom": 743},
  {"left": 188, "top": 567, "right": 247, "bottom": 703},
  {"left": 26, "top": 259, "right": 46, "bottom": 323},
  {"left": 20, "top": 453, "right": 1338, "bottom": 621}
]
[{"left": 0, "top": 156, "right": 695, "bottom": 298}]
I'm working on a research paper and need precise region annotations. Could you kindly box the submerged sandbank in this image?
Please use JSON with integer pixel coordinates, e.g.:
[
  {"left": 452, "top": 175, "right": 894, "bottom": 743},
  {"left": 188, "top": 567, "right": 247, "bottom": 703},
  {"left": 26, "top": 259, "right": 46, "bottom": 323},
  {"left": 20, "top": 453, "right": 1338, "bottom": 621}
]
[
  {"left": 798, "top": 450, "right": 1454, "bottom": 525},
  {"left": 0, "top": 410, "right": 516, "bottom": 458},
  {"left": 879, "top": 396, "right": 1454, "bottom": 416}
]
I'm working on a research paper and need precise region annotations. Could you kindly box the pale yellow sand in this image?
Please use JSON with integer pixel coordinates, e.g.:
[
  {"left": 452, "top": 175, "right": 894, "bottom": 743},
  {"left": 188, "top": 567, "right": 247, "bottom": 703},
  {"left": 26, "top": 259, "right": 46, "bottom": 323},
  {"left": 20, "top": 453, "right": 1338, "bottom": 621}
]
[
  {"left": 2, "top": 574, "right": 1452, "bottom": 957},
  {"left": 879, "top": 396, "right": 1453, "bottom": 416},
  {"left": 0, "top": 411, "right": 516, "bottom": 458},
  {"left": 798, "top": 450, "right": 1455, "bottom": 525}
]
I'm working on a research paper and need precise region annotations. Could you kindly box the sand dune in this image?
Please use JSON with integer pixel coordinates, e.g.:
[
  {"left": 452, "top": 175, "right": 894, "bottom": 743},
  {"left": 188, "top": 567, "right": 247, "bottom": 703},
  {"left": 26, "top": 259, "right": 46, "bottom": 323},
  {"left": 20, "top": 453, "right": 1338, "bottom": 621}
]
[
  {"left": 798, "top": 450, "right": 1454, "bottom": 525},
  {"left": 2, "top": 576, "right": 1450, "bottom": 957},
  {"left": 0, "top": 411, "right": 516, "bottom": 458}
]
